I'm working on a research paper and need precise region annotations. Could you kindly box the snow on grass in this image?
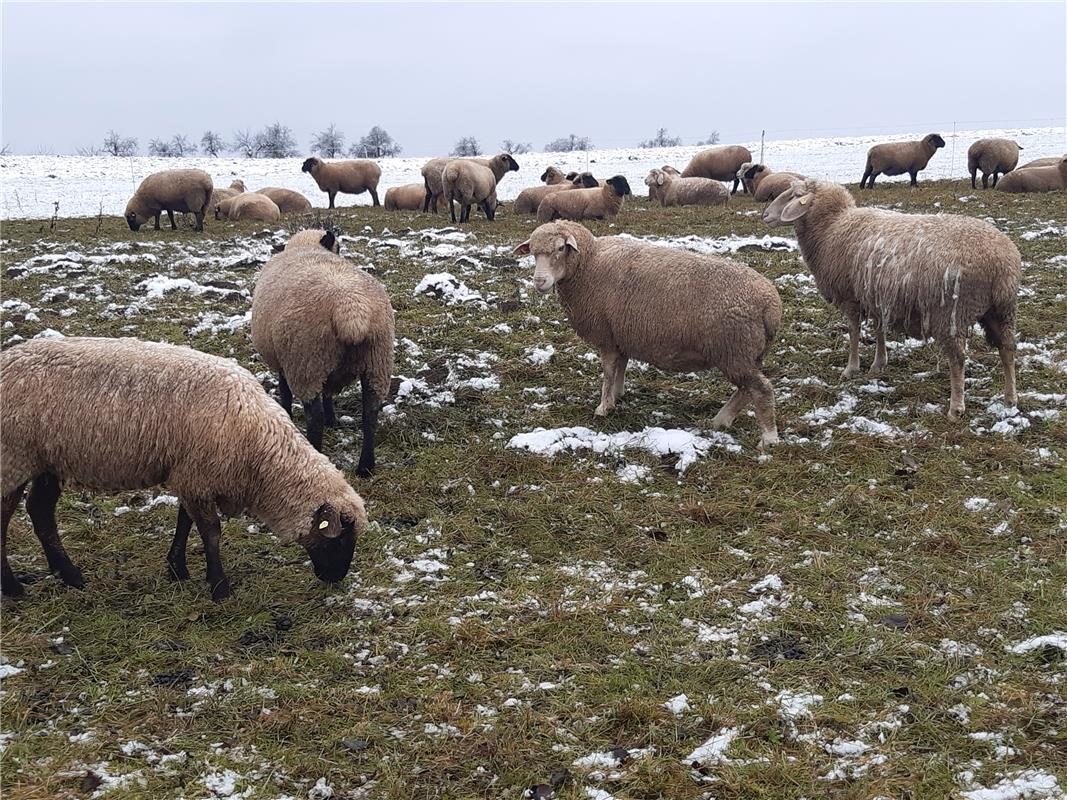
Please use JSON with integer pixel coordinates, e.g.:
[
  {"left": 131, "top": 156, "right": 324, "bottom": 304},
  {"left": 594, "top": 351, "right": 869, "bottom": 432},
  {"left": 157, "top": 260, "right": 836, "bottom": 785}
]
[
  {"left": 663, "top": 694, "right": 691, "bottom": 716},
  {"left": 1005, "top": 633, "right": 1067, "bottom": 655},
  {"left": 684, "top": 727, "right": 739, "bottom": 767},
  {"left": 960, "top": 769, "right": 1065, "bottom": 800},
  {"left": 413, "top": 272, "right": 484, "bottom": 306}
]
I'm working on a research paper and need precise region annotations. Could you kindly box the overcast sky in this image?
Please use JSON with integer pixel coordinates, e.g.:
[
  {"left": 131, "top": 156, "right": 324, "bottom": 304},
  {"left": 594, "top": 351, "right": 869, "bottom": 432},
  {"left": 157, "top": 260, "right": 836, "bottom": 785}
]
[{"left": 2, "top": 2, "right": 1064, "bottom": 157}]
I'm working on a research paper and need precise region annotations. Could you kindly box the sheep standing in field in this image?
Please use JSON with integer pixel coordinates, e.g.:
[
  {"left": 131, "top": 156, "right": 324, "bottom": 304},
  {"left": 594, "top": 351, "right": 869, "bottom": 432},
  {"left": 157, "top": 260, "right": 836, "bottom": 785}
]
[
  {"left": 994, "top": 156, "right": 1067, "bottom": 193},
  {"left": 302, "top": 157, "right": 381, "bottom": 207},
  {"left": 251, "top": 230, "right": 395, "bottom": 475},
  {"left": 0, "top": 337, "right": 367, "bottom": 601},
  {"left": 421, "top": 153, "right": 520, "bottom": 213},
  {"left": 644, "top": 168, "right": 728, "bottom": 207},
  {"left": 125, "top": 169, "right": 213, "bottom": 232},
  {"left": 967, "top": 138, "right": 1023, "bottom": 189},
  {"left": 215, "top": 192, "right": 281, "bottom": 222},
  {"left": 255, "top": 187, "right": 313, "bottom": 213},
  {"left": 440, "top": 154, "right": 520, "bottom": 223},
  {"left": 681, "top": 145, "right": 752, "bottom": 193},
  {"left": 763, "top": 179, "right": 1020, "bottom": 418},
  {"left": 513, "top": 172, "right": 593, "bottom": 215},
  {"left": 860, "top": 133, "right": 945, "bottom": 188},
  {"left": 385, "top": 183, "right": 431, "bottom": 211},
  {"left": 741, "top": 164, "right": 807, "bottom": 202},
  {"left": 514, "top": 221, "right": 782, "bottom": 447},
  {"left": 536, "top": 176, "right": 632, "bottom": 222}
]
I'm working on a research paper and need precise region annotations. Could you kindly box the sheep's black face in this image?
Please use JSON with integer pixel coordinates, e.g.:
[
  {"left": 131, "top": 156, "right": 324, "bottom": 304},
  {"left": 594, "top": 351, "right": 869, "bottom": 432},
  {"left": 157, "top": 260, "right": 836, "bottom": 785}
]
[
  {"left": 930, "top": 134, "right": 947, "bottom": 149},
  {"left": 505, "top": 155, "right": 520, "bottom": 172},
  {"left": 608, "top": 176, "right": 632, "bottom": 196},
  {"left": 125, "top": 212, "right": 141, "bottom": 231},
  {"left": 301, "top": 158, "right": 318, "bottom": 173},
  {"left": 303, "top": 520, "right": 356, "bottom": 584},
  {"left": 743, "top": 165, "right": 761, "bottom": 180}
]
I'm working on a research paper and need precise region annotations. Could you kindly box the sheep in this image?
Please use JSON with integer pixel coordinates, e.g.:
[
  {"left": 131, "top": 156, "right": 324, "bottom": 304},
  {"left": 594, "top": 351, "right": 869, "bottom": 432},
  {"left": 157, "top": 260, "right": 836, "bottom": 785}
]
[
  {"left": 860, "top": 133, "right": 946, "bottom": 188},
  {"left": 741, "top": 164, "right": 807, "bottom": 202},
  {"left": 440, "top": 154, "right": 521, "bottom": 223},
  {"left": 646, "top": 166, "right": 682, "bottom": 202},
  {"left": 207, "top": 179, "right": 247, "bottom": 211},
  {"left": 251, "top": 229, "right": 395, "bottom": 475},
  {"left": 512, "top": 172, "right": 593, "bottom": 215},
  {"left": 125, "top": 168, "right": 213, "bottom": 232},
  {"left": 763, "top": 179, "right": 1020, "bottom": 418},
  {"left": 0, "top": 336, "right": 367, "bottom": 601},
  {"left": 681, "top": 145, "right": 753, "bottom": 193},
  {"left": 536, "top": 176, "right": 632, "bottom": 223},
  {"left": 994, "top": 156, "right": 1067, "bottom": 193},
  {"left": 215, "top": 192, "right": 281, "bottom": 222},
  {"left": 644, "top": 168, "right": 729, "bottom": 207},
  {"left": 967, "top": 138, "right": 1023, "bottom": 189},
  {"left": 513, "top": 221, "right": 782, "bottom": 447},
  {"left": 541, "top": 166, "right": 568, "bottom": 185},
  {"left": 1017, "top": 156, "right": 1062, "bottom": 170},
  {"left": 384, "top": 183, "right": 431, "bottom": 211},
  {"left": 421, "top": 153, "right": 520, "bottom": 213},
  {"left": 301, "top": 157, "right": 381, "bottom": 207},
  {"left": 255, "top": 187, "right": 313, "bottom": 213},
  {"left": 286, "top": 228, "right": 341, "bottom": 253}
]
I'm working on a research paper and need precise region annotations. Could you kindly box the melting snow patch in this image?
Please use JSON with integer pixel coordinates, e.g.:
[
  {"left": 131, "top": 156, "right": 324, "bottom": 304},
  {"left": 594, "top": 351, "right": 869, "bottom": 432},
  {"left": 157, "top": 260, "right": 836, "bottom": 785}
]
[
  {"left": 615, "top": 464, "right": 651, "bottom": 484},
  {"left": 1006, "top": 633, "right": 1067, "bottom": 655},
  {"left": 0, "top": 664, "right": 24, "bottom": 680},
  {"left": 776, "top": 690, "right": 823, "bottom": 720},
  {"left": 801, "top": 394, "right": 859, "bottom": 425},
  {"left": 684, "top": 727, "right": 738, "bottom": 767},
  {"left": 964, "top": 497, "right": 994, "bottom": 512},
  {"left": 413, "top": 272, "right": 484, "bottom": 305},
  {"left": 960, "top": 769, "right": 1064, "bottom": 800},
  {"left": 663, "top": 694, "right": 691, "bottom": 716},
  {"left": 525, "top": 344, "right": 555, "bottom": 365}
]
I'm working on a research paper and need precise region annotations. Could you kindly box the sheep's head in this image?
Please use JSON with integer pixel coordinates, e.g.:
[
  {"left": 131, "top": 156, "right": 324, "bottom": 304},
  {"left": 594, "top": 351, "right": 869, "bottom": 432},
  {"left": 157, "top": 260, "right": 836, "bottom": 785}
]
[
  {"left": 502, "top": 153, "right": 520, "bottom": 172},
  {"left": 299, "top": 501, "right": 361, "bottom": 584},
  {"left": 541, "top": 166, "right": 564, "bottom": 184},
  {"left": 286, "top": 228, "right": 340, "bottom": 253},
  {"left": 607, "top": 176, "right": 632, "bottom": 196},
  {"left": 743, "top": 163, "right": 767, "bottom": 180},
  {"left": 513, "top": 222, "right": 586, "bottom": 294},
  {"left": 662, "top": 165, "right": 680, "bottom": 175},
  {"left": 301, "top": 157, "right": 321, "bottom": 174},
  {"left": 124, "top": 209, "right": 144, "bottom": 231},
  {"left": 577, "top": 173, "right": 598, "bottom": 188},
  {"left": 925, "top": 134, "right": 947, "bottom": 149},
  {"left": 763, "top": 179, "right": 818, "bottom": 227},
  {"left": 230, "top": 180, "right": 246, "bottom": 192},
  {"left": 565, "top": 171, "right": 579, "bottom": 182},
  {"left": 214, "top": 203, "right": 225, "bottom": 220},
  {"left": 645, "top": 169, "right": 671, "bottom": 187}
]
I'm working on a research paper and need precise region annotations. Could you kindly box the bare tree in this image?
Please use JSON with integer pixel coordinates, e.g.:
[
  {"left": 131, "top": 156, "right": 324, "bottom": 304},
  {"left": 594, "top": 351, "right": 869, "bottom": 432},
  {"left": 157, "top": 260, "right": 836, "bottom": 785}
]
[
  {"left": 451, "top": 136, "right": 482, "bottom": 157},
  {"left": 148, "top": 138, "right": 175, "bottom": 157},
  {"left": 311, "top": 123, "right": 346, "bottom": 158},
  {"left": 170, "top": 134, "right": 197, "bottom": 157},
  {"left": 103, "top": 129, "right": 138, "bottom": 157},
  {"left": 0, "top": 143, "right": 10, "bottom": 156},
  {"left": 501, "top": 139, "right": 532, "bottom": 154},
  {"left": 231, "top": 129, "right": 257, "bottom": 158},
  {"left": 353, "top": 126, "right": 401, "bottom": 158},
  {"left": 639, "top": 128, "right": 682, "bottom": 148},
  {"left": 698, "top": 131, "right": 721, "bottom": 146},
  {"left": 254, "top": 122, "right": 299, "bottom": 158},
  {"left": 544, "top": 134, "right": 593, "bottom": 153},
  {"left": 201, "top": 130, "right": 226, "bottom": 156},
  {"left": 76, "top": 144, "right": 102, "bottom": 156}
]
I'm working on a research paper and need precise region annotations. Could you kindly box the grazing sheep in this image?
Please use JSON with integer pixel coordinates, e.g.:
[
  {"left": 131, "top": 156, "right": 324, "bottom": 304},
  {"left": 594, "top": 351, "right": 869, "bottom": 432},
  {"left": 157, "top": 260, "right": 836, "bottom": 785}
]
[
  {"left": 536, "top": 176, "right": 632, "bottom": 222},
  {"left": 1017, "top": 156, "right": 1062, "bottom": 170},
  {"left": 994, "top": 156, "right": 1067, "bottom": 193},
  {"left": 681, "top": 145, "right": 753, "bottom": 193},
  {"left": 207, "top": 179, "right": 247, "bottom": 212},
  {"left": 384, "top": 183, "right": 431, "bottom": 211},
  {"left": 125, "top": 168, "right": 213, "bottom": 232},
  {"left": 742, "top": 164, "right": 807, "bottom": 202},
  {"left": 860, "top": 133, "right": 946, "bottom": 188},
  {"left": 421, "top": 153, "right": 519, "bottom": 213},
  {"left": 0, "top": 336, "right": 367, "bottom": 601},
  {"left": 763, "top": 179, "right": 1020, "bottom": 418},
  {"left": 512, "top": 172, "right": 592, "bottom": 215},
  {"left": 645, "top": 168, "right": 729, "bottom": 207},
  {"left": 440, "top": 154, "right": 521, "bottom": 223},
  {"left": 255, "top": 187, "right": 313, "bottom": 213},
  {"left": 301, "top": 157, "right": 381, "bottom": 207},
  {"left": 967, "top": 138, "right": 1023, "bottom": 189},
  {"left": 514, "top": 221, "right": 782, "bottom": 447},
  {"left": 215, "top": 192, "right": 281, "bottom": 222},
  {"left": 251, "top": 230, "right": 395, "bottom": 474}
]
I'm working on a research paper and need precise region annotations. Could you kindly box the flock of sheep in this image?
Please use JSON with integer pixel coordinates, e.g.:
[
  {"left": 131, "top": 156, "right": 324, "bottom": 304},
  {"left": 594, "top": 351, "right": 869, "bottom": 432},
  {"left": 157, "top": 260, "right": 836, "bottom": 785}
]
[{"left": 1, "top": 134, "right": 1063, "bottom": 602}]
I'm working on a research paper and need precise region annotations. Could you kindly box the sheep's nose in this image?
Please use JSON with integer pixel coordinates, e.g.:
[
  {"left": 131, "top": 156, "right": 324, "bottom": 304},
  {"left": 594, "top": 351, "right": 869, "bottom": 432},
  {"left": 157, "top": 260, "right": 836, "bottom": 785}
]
[{"left": 533, "top": 276, "right": 549, "bottom": 291}]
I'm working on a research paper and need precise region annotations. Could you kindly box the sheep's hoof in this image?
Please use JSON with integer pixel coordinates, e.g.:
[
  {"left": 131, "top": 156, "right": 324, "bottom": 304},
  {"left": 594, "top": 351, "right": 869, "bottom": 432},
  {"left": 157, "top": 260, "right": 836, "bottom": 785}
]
[
  {"left": 759, "top": 434, "right": 780, "bottom": 450},
  {"left": 210, "top": 578, "right": 232, "bottom": 602},
  {"left": 840, "top": 365, "right": 861, "bottom": 379},
  {"left": 356, "top": 463, "right": 374, "bottom": 479},
  {"left": 1, "top": 577, "right": 25, "bottom": 597},
  {"left": 57, "top": 564, "right": 85, "bottom": 589},
  {"left": 594, "top": 404, "right": 612, "bottom": 417},
  {"left": 166, "top": 561, "right": 190, "bottom": 582},
  {"left": 947, "top": 405, "right": 965, "bottom": 421},
  {"left": 869, "top": 362, "right": 885, "bottom": 375}
]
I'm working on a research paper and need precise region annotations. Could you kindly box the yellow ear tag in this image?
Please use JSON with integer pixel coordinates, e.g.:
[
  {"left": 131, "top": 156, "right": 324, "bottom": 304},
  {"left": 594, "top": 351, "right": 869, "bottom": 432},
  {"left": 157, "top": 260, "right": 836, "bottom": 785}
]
[
  {"left": 799, "top": 198, "right": 807, "bottom": 205},
  {"left": 319, "top": 520, "right": 330, "bottom": 529}
]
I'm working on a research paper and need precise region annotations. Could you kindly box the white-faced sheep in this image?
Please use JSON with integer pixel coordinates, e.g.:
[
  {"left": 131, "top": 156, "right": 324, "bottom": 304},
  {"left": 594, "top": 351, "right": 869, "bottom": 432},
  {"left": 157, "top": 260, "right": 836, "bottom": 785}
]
[
  {"left": 860, "top": 133, "right": 946, "bottom": 188},
  {"left": 385, "top": 183, "right": 431, "bottom": 211},
  {"left": 967, "top": 138, "right": 1023, "bottom": 189},
  {"left": 514, "top": 221, "right": 782, "bottom": 447},
  {"left": 251, "top": 229, "right": 395, "bottom": 475},
  {"left": 421, "top": 154, "right": 520, "bottom": 213},
  {"left": 255, "top": 187, "right": 313, "bottom": 214},
  {"left": 301, "top": 157, "right": 381, "bottom": 207},
  {"left": 125, "top": 169, "right": 213, "bottom": 232},
  {"left": 440, "top": 154, "right": 520, "bottom": 223},
  {"left": 215, "top": 192, "right": 281, "bottom": 222},
  {"left": 0, "top": 336, "right": 367, "bottom": 601},
  {"left": 741, "top": 164, "right": 807, "bottom": 202},
  {"left": 681, "top": 145, "right": 752, "bottom": 193},
  {"left": 764, "top": 179, "right": 1020, "bottom": 418},
  {"left": 536, "top": 176, "right": 632, "bottom": 222},
  {"left": 207, "top": 179, "right": 247, "bottom": 212},
  {"left": 646, "top": 165, "right": 681, "bottom": 202},
  {"left": 512, "top": 172, "right": 592, "bottom": 215},
  {"left": 644, "top": 168, "right": 729, "bottom": 207},
  {"left": 994, "top": 156, "right": 1067, "bottom": 193}
]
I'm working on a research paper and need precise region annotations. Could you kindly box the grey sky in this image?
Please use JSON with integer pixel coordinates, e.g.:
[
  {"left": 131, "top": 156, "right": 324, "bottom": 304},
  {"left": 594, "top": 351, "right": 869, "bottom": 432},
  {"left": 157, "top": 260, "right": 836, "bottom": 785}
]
[{"left": 2, "top": 2, "right": 1064, "bottom": 157}]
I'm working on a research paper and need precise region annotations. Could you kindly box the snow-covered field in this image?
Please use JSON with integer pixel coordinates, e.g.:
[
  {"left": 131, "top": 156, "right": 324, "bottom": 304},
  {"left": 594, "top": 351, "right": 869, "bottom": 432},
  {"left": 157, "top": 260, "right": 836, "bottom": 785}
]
[{"left": 2, "top": 126, "right": 1063, "bottom": 219}]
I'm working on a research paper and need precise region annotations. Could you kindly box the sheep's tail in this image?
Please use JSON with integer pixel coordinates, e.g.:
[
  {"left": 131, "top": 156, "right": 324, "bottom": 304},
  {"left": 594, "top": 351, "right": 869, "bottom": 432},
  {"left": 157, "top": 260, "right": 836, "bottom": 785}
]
[
  {"left": 979, "top": 273, "right": 1019, "bottom": 346},
  {"left": 759, "top": 295, "right": 783, "bottom": 362}
]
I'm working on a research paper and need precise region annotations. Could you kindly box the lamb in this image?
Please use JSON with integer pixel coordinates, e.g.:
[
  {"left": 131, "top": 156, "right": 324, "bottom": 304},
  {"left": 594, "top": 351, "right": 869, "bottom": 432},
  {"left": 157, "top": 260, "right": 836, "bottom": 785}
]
[
  {"left": 255, "top": 187, "right": 313, "bottom": 213},
  {"left": 644, "top": 168, "right": 728, "bottom": 207},
  {"left": 967, "top": 138, "right": 1023, "bottom": 189},
  {"left": 860, "top": 133, "right": 946, "bottom": 188},
  {"left": 681, "top": 145, "right": 752, "bottom": 193},
  {"left": 301, "top": 157, "right": 381, "bottom": 207},
  {"left": 215, "top": 192, "right": 281, "bottom": 222},
  {"left": 440, "top": 154, "right": 520, "bottom": 223},
  {"left": 512, "top": 172, "right": 594, "bottom": 215},
  {"left": 251, "top": 229, "right": 395, "bottom": 475},
  {"left": 207, "top": 179, "right": 247, "bottom": 212},
  {"left": 536, "top": 176, "right": 632, "bottom": 222},
  {"left": 994, "top": 156, "right": 1067, "bottom": 193},
  {"left": 421, "top": 153, "right": 519, "bottom": 213},
  {"left": 384, "top": 183, "right": 431, "bottom": 211},
  {"left": 514, "top": 221, "right": 782, "bottom": 447},
  {"left": 125, "top": 168, "right": 213, "bottom": 232},
  {"left": 0, "top": 336, "right": 367, "bottom": 601},
  {"left": 1017, "top": 156, "right": 1062, "bottom": 170},
  {"left": 763, "top": 179, "right": 1020, "bottom": 418},
  {"left": 741, "top": 164, "right": 807, "bottom": 202}
]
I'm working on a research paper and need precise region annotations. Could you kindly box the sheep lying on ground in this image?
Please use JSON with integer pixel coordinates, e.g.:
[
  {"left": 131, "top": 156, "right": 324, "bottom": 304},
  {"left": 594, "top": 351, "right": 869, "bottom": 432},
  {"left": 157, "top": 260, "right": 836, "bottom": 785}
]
[
  {"left": 536, "top": 175, "right": 631, "bottom": 222},
  {"left": 513, "top": 172, "right": 592, "bottom": 215},
  {"left": 421, "top": 153, "right": 519, "bottom": 213},
  {"left": 385, "top": 183, "right": 431, "bottom": 210},
  {"left": 967, "top": 138, "right": 1022, "bottom": 189},
  {"left": 0, "top": 337, "right": 367, "bottom": 600},
  {"left": 215, "top": 192, "right": 281, "bottom": 222},
  {"left": 764, "top": 179, "right": 1020, "bottom": 418},
  {"left": 741, "top": 164, "right": 807, "bottom": 202},
  {"left": 860, "top": 133, "right": 945, "bottom": 188},
  {"left": 541, "top": 166, "right": 568, "bottom": 185},
  {"left": 207, "top": 179, "right": 246, "bottom": 212},
  {"left": 440, "top": 154, "right": 520, "bottom": 223},
  {"left": 646, "top": 166, "right": 681, "bottom": 202},
  {"left": 645, "top": 168, "right": 728, "bottom": 207},
  {"left": 994, "top": 156, "right": 1067, "bottom": 193},
  {"left": 1017, "top": 156, "right": 1062, "bottom": 170},
  {"left": 514, "top": 221, "right": 782, "bottom": 447},
  {"left": 302, "top": 157, "right": 381, "bottom": 207},
  {"left": 681, "top": 145, "right": 752, "bottom": 193},
  {"left": 251, "top": 230, "right": 395, "bottom": 475},
  {"left": 125, "top": 169, "right": 213, "bottom": 232},
  {"left": 255, "top": 187, "right": 313, "bottom": 213}
]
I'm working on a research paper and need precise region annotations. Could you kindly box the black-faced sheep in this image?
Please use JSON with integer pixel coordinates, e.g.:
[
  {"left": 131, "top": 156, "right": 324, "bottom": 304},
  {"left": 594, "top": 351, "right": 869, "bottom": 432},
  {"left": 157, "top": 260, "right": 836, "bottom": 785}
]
[
  {"left": 860, "top": 133, "right": 945, "bottom": 188},
  {"left": 421, "top": 154, "right": 519, "bottom": 213},
  {"left": 441, "top": 160, "right": 501, "bottom": 223},
  {"left": 302, "top": 157, "right": 381, "bottom": 207},
  {"left": 742, "top": 164, "right": 807, "bottom": 202},
  {"left": 681, "top": 145, "right": 752, "bottom": 193},
  {"left": 994, "top": 156, "right": 1067, "bottom": 193},
  {"left": 967, "top": 138, "right": 1022, "bottom": 189},
  {"left": 125, "top": 169, "right": 213, "bottom": 232},
  {"left": 513, "top": 172, "right": 590, "bottom": 215},
  {"left": 536, "top": 176, "right": 631, "bottom": 222}
]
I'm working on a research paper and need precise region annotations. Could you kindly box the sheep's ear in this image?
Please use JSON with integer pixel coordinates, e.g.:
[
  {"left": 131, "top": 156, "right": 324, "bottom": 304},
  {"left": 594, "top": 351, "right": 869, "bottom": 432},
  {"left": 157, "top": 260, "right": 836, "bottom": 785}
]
[
  {"left": 779, "top": 195, "right": 810, "bottom": 223},
  {"left": 513, "top": 240, "right": 532, "bottom": 255},
  {"left": 656, "top": 172, "right": 667, "bottom": 186},
  {"left": 311, "top": 503, "right": 343, "bottom": 539},
  {"left": 564, "top": 234, "right": 580, "bottom": 254},
  {"left": 319, "top": 230, "right": 336, "bottom": 252}
]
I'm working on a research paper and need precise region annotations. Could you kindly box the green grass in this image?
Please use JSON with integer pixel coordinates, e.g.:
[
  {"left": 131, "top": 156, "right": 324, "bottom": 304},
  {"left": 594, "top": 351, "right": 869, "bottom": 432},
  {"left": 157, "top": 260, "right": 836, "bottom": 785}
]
[{"left": 1, "top": 181, "right": 1065, "bottom": 799}]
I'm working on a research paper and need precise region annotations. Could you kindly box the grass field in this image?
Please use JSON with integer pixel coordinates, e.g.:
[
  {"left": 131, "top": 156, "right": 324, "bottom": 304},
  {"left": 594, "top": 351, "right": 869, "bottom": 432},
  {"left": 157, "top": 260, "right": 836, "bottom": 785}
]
[{"left": 1, "top": 182, "right": 1065, "bottom": 800}]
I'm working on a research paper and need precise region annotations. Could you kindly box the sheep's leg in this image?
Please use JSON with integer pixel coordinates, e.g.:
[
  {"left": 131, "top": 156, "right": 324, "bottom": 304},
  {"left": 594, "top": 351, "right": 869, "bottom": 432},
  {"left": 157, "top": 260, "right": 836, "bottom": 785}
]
[
  {"left": 193, "top": 211, "right": 205, "bottom": 232},
  {"left": 870, "top": 324, "right": 888, "bottom": 373},
  {"left": 277, "top": 372, "right": 293, "bottom": 416},
  {"left": 422, "top": 188, "right": 433, "bottom": 213},
  {"left": 867, "top": 172, "right": 877, "bottom": 188},
  {"left": 944, "top": 338, "right": 967, "bottom": 420},
  {"left": 166, "top": 210, "right": 177, "bottom": 230},
  {"left": 991, "top": 172, "right": 1000, "bottom": 188},
  {"left": 449, "top": 197, "right": 458, "bottom": 224},
  {"left": 306, "top": 396, "right": 326, "bottom": 451},
  {"left": 730, "top": 176, "right": 740, "bottom": 194},
  {"left": 482, "top": 200, "right": 495, "bottom": 221},
  {"left": 613, "top": 356, "right": 629, "bottom": 400},
  {"left": 186, "top": 501, "right": 230, "bottom": 601},
  {"left": 328, "top": 191, "right": 336, "bottom": 209},
  {"left": 860, "top": 166, "right": 872, "bottom": 189},
  {"left": 166, "top": 506, "right": 192, "bottom": 581},
  {"left": 841, "top": 305, "right": 862, "bottom": 379},
  {"left": 323, "top": 394, "right": 337, "bottom": 427},
  {"left": 711, "top": 388, "right": 750, "bottom": 430},
  {"left": 970, "top": 171, "right": 977, "bottom": 190},
  {"left": 595, "top": 351, "right": 624, "bottom": 416},
  {"left": 27, "top": 473, "right": 84, "bottom": 588},
  {"left": 369, "top": 187, "right": 380, "bottom": 207},
  {"left": 909, "top": 171, "right": 919, "bottom": 187},
  {"left": 981, "top": 172, "right": 990, "bottom": 190},
  {"left": 356, "top": 375, "right": 379, "bottom": 478},
  {"left": 747, "top": 373, "right": 780, "bottom": 448},
  {"left": 153, "top": 212, "right": 162, "bottom": 230},
  {"left": 1, "top": 484, "right": 28, "bottom": 597},
  {"left": 982, "top": 315, "right": 1017, "bottom": 406}
]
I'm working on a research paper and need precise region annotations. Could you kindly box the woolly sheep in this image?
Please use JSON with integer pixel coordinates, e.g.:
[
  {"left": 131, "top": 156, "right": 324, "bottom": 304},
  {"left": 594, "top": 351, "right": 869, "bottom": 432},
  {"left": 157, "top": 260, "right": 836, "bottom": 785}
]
[
  {"left": 512, "top": 172, "right": 594, "bottom": 215},
  {"left": 251, "top": 230, "right": 395, "bottom": 475},
  {"left": 301, "top": 157, "right": 381, "bottom": 207},
  {"left": 125, "top": 168, "right": 213, "bottom": 232},
  {"left": 741, "top": 164, "right": 807, "bottom": 202},
  {"left": 536, "top": 175, "right": 632, "bottom": 223},
  {"left": 286, "top": 228, "right": 341, "bottom": 253},
  {"left": 967, "top": 138, "right": 1023, "bottom": 189},
  {"left": 644, "top": 168, "right": 729, "bottom": 207},
  {"left": 0, "top": 336, "right": 367, "bottom": 601},
  {"left": 215, "top": 192, "right": 281, "bottom": 222},
  {"left": 860, "top": 133, "right": 945, "bottom": 188},
  {"left": 514, "top": 221, "right": 782, "bottom": 447},
  {"left": 440, "top": 154, "right": 520, "bottom": 223},
  {"left": 764, "top": 179, "right": 1020, "bottom": 418},
  {"left": 255, "top": 187, "right": 313, "bottom": 214},
  {"left": 541, "top": 166, "right": 568, "bottom": 185},
  {"left": 207, "top": 179, "right": 247, "bottom": 212},
  {"left": 994, "top": 156, "right": 1067, "bottom": 193},
  {"left": 421, "top": 153, "right": 519, "bottom": 213},
  {"left": 384, "top": 183, "right": 431, "bottom": 211},
  {"left": 1016, "top": 156, "right": 1062, "bottom": 170},
  {"left": 681, "top": 145, "right": 752, "bottom": 193},
  {"left": 646, "top": 165, "right": 681, "bottom": 202}
]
